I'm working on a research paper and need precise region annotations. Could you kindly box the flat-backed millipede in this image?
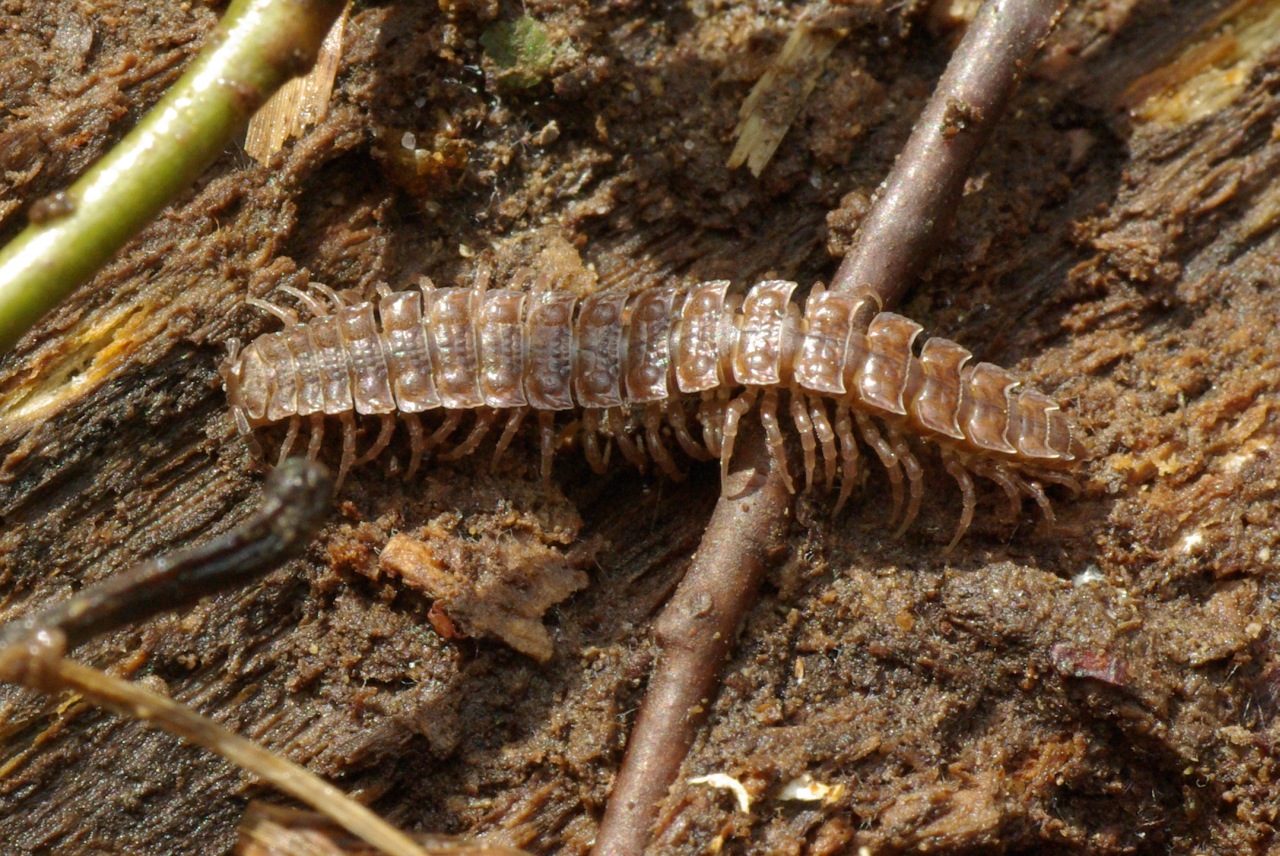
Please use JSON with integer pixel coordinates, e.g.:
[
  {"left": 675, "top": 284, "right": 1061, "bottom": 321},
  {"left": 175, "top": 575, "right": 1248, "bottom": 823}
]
[{"left": 220, "top": 278, "right": 1087, "bottom": 546}]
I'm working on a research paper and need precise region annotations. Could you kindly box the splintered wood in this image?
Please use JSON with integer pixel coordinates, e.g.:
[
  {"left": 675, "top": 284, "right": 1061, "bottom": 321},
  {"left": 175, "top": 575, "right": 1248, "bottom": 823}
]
[
  {"left": 244, "top": 4, "right": 348, "bottom": 162},
  {"left": 728, "top": 16, "right": 847, "bottom": 176},
  {"left": 1121, "top": 0, "right": 1280, "bottom": 126}
]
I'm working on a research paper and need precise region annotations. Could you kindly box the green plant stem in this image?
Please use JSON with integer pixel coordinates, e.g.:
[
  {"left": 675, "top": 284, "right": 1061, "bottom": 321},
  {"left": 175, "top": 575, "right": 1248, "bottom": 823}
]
[{"left": 0, "top": 0, "right": 346, "bottom": 355}]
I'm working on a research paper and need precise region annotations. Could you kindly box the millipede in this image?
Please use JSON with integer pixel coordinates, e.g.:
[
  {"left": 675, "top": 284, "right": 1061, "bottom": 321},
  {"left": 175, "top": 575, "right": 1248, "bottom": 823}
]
[{"left": 220, "top": 276, "right": 1088, "bottom": 546}]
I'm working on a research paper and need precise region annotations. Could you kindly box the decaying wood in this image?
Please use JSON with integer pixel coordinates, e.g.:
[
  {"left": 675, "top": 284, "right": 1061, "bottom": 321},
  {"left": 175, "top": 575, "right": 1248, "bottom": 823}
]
[
  {"left": 594, "top": 2, "right": 1069, "bottom": 852},
  {"left": 238, "top": 803, "right": 529, "bottom": 856},
  {"left": 3, "top": 0, "right": 1280, "bottom": 853}
]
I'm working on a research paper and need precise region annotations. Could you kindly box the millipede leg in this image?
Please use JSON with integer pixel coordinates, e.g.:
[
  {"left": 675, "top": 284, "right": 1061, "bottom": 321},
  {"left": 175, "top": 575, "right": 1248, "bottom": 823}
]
[
  {"left": 307, "top": 414, "right": 325, "bottom": 462},
  {"left": 245, "top": 297, "right": 299, "bottom": 325},
  {"left": 473, "top": 259, "right": 493, "bottom": 292},
  {"left": 441, "top": 410, "right": 496, "bottom": 461},
  {"left": 538, "top": 411, "right": 557, "bottom": 488},
  {"left": 888, "top": 429, "right": 924, "bottom": 538},
  {"left": 355, "top": 414, "right": 395, "bottom": 466},
  {"left": 643, "top": 404, "right": 683, "bottom": 480},
  {"left": 609, "top": 407, "right": 648, "bottom": 472},
  {"left": 493, "top": 408, "right": 529, "bottom": 471},
  {"left": 1006, "top": 467, "right": 1055, "bottom": 529},
  {"left": 582, "top": 410, "right": 607, "bottom": 474},
  {"left": 242, "top": 427, "right": 266, "bottom": 462},
  {"left": 507, "top": 266, "right": 532, "bottom": 292},
  {"left": 1029, "top": 480, "right": 1055, "bottom": 529},
  {"left": 1035, "top": 468, "right": 1081, "bottom": 497},
  {"left": 221, "top": 338, "right": 261, "bottom": 456},
  {"left": 808, "top": 397, "right": 837, "bottom": 490},
  {"left": 789, "top": 391, "right": 817, "bottom": 492},
  {"left": 855, "top": 413, "right": 903, "bottom": 525},
  {"left": 428, "top": 411, "right": 462, "bottom": 449},
  {"left": 942, "top": 451, "right": 976, "bottom": 551},
  {"left": 404, "top": 414, "right": 426, "bottom": 479},
  {"left": 698, "top": 394, "right": 726, "bottom": 459},
  {"left": 720, "top": 388, "right": 758, "bottom": 485},
  {"left": 833, "top": 404, "right": 860, "bottom": 514},
  {"left": 336, "top": 411, "right": 357, "bottom": 490},
  {"left": 224, "top": 341, "right": 266, "bottom": 460},
  {"left": 984, "top": 464, "right": 1025, "bottom": 523},
  {"left": 309, "top": 282, "right": 346, "bottom": 312},
  {"left": 233, "top": 406, "right": 254, "bottom": 442},
  {"left": 277, "top": 416, "right": 301, "bottom": 467},
  {"left": 665, "top": 398, "right": 710, "bottom": 461},
  {"left": 760, "top": 388, "right": 794, "bottom": 493},
  {"left": 277, "top": 284, "right": 329, "bottom": 318}
]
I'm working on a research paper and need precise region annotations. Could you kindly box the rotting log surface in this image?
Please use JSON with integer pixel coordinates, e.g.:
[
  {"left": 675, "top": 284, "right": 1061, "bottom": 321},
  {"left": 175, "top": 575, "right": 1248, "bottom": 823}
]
[
  {"left": 2, "top": 1, "right": 1279, "bottom": 853},
  {"left": 593, "top": 2, "right": 1069, "bottom": 852}
]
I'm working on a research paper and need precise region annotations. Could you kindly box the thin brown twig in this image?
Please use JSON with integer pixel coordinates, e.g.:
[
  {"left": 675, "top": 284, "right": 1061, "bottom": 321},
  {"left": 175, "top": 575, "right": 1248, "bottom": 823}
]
[
  {"left": 594, "top": 422, "right": 792, "bottom": 855},
  {"left": 829, "top": 0, "right": 1069, "bottom": 303},
  {"left": 590, "top": 1, "right": 1069, "bottom": 853},
  {"left": 3, "top": 651, "right": 434, "bottom": 856}
]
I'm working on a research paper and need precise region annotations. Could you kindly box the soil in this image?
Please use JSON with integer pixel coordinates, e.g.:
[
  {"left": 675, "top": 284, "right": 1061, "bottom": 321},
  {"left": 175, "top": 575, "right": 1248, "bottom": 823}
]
[{"left": 2, "top": 0, "right": 1279, "bottom": 853}]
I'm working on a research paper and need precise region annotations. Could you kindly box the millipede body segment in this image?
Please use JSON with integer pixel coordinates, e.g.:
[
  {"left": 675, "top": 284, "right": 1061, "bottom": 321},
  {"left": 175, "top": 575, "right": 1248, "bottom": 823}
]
[{"left": 221, "top": 279, "right": 1087, "bottom": 545}]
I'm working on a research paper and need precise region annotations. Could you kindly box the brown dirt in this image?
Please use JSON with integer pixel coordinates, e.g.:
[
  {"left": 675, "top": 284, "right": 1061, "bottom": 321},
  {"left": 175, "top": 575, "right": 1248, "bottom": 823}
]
[{"left": 1, "top": 0, "right": 1279, "bottom": 853}]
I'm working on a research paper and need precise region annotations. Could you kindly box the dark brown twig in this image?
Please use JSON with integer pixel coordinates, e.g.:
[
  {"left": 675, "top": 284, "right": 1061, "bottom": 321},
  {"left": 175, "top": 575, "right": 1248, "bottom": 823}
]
[
  {"left": 591, "top": 2, "right": 1068, "bottom": 853},
  {"left": 0, "top": 458, "right": 332, "bottom": 654},
  {"left": 0, "top": 460, "right": 441, "bottom": 856}
]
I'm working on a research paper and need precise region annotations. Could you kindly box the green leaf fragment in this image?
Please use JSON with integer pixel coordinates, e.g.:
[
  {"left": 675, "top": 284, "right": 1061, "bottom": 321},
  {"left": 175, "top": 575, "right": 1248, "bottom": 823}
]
[{"left": 480, "top": 16, "right": 555, "bottom": 90}]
